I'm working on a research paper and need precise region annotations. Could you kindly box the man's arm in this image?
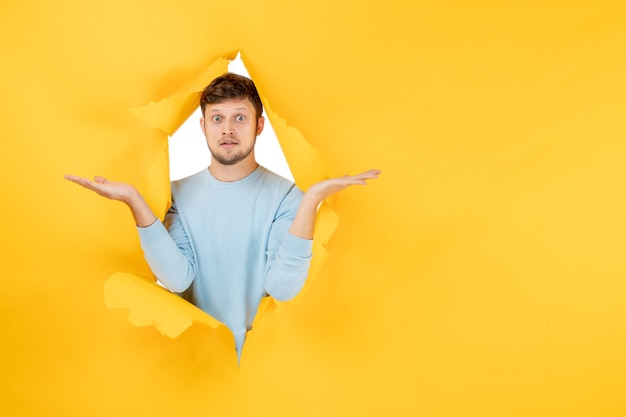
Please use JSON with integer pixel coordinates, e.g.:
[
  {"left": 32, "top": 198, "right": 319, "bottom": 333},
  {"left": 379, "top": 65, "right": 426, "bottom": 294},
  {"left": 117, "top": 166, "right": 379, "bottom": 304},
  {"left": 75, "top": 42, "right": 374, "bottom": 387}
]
[
  {"left": 136, "top": 204, "right": 197, "bottom": 292},
  {"left": 64, "top": 174, "right": 196, "bottom": 292},
  {"left": 263, "top": 169, "right": 381, "bottom": 301},
  {"left": 288, "top": 169, "right": 381, "bottom": 239}
]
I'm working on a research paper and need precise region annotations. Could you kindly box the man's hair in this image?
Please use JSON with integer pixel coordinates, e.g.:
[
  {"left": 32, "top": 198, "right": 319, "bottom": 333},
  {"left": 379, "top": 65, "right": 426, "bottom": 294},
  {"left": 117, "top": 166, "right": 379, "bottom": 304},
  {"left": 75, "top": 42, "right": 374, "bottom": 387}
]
[{"left": 200, "top": 73, "right": 263, "bottom": 119}]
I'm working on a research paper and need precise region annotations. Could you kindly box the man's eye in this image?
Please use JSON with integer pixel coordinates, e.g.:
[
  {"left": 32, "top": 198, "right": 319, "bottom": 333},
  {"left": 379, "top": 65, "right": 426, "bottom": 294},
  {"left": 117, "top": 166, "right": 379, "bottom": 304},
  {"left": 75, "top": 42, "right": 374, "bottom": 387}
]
[
  {"left": 212, "top": 116, "right": 221, "bottom": 122},
  {"left": 236, "top": 115, "right": 245, "bottom": 122}
]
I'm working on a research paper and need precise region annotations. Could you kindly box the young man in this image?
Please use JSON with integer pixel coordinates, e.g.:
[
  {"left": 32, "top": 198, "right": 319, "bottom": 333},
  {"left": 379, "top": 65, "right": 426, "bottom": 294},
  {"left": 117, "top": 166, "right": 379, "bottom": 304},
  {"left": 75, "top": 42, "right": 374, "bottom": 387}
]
[{"left": 66, "top": 73, "right": 380, "bottom": 357}]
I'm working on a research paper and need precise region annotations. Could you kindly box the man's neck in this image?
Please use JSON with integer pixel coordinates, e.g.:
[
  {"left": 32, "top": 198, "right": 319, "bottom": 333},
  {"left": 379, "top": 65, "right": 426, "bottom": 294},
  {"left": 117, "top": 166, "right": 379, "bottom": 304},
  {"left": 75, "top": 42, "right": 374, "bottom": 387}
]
[{"left": 208, "top": 158, "right": 259, "bottom": 182}]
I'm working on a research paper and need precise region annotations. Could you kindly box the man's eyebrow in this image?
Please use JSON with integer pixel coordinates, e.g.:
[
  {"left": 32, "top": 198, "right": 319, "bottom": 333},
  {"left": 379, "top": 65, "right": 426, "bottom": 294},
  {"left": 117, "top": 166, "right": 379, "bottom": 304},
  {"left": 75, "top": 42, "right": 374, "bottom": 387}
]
[{"left": 208, "top": 107, "right": 250, "bottom": 113}]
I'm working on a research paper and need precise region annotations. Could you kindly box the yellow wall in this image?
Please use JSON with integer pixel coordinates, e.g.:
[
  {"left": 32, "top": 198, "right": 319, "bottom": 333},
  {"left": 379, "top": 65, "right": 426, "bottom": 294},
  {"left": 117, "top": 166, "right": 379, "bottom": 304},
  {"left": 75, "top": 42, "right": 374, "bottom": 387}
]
[{"left": 1, "top": 1, "right": 625, "bottom": 416}]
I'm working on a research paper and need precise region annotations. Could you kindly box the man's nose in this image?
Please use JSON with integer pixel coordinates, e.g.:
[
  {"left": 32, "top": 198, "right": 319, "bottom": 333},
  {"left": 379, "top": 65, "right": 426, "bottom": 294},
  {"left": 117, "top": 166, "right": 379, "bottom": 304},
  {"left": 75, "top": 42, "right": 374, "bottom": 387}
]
[{"left": 222, "top": 120, "right": 234, "bottom": 135}]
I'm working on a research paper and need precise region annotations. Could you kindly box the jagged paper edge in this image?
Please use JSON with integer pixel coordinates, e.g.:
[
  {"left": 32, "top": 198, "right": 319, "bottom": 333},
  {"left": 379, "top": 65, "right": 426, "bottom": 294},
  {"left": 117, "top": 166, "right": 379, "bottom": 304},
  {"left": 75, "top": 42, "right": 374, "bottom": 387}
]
[{"left": 106, "top": 53, "right": 339, "bottom": 340}]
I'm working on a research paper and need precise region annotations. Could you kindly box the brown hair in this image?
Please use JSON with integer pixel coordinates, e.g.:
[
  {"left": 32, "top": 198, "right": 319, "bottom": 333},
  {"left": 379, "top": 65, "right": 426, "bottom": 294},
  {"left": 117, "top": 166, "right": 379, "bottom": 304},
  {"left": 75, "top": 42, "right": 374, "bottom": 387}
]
[{"left": 200, "top": 73, "right": 263, "bottom": 119}]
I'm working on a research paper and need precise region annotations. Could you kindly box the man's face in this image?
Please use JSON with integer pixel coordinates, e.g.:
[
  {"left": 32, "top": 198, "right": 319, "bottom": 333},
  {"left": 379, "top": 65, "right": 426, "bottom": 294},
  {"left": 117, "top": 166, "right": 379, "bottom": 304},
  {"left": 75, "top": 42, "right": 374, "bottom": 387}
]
[{"left": 200, "top": 98, "right": 264, "bottom": 167}]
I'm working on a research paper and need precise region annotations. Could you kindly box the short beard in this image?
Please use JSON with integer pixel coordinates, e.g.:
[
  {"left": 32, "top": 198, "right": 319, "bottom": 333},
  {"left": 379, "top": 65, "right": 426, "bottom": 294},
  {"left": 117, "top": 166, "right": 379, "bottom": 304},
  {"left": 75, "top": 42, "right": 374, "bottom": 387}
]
[{"left": 209, "top": 142, "right": 255, "bottom": 166}]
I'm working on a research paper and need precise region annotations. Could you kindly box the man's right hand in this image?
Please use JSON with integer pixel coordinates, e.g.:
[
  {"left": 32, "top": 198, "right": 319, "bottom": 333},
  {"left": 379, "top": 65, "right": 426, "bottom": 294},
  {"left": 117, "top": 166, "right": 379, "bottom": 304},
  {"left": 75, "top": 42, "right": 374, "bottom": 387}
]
[
  {"left": 64, "top": 175, "right": 158, "bottom": 227},
  {"left": 64, "top": 175, "right": 138, "bottom": 203}
]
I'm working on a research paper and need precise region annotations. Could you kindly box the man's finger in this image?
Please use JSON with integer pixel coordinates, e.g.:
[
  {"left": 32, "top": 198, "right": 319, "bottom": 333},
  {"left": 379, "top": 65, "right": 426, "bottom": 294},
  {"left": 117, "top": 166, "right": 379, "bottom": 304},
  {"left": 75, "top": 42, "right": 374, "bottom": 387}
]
[{"left": 349, "top": 171, "right": 380, "bottom": 182}]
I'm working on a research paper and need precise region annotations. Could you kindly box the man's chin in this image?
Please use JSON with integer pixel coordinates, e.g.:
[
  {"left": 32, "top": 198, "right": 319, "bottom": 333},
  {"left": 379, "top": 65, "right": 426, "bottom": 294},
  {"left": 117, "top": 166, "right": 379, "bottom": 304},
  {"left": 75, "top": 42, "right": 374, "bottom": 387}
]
[{"left": 211, "top": 152, "right": 247, "bottom": 166}]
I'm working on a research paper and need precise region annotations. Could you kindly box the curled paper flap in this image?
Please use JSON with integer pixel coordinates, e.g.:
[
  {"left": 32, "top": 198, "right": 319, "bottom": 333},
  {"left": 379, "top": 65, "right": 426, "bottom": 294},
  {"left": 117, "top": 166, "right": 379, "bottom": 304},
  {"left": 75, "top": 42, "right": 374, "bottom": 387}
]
[
  {"left": 130, "top": 57, "right": 230, "bottom": 137},
  {"left": 104, "top": 272, "right": 222, "bottom": 338},
  {"left": 262, "top": 98, "right": 332, "bottom": 191},
  {"left": 140, "top": 141, "right": 171, "bottom": 221}
]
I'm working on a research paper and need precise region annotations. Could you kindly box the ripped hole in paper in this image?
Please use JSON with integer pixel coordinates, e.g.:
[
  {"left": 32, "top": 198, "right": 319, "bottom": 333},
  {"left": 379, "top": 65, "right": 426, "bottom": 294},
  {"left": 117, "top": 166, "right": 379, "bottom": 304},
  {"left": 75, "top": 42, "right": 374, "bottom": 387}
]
[{"left": 168, "top": 53, "right": 294, "bottom": 182}]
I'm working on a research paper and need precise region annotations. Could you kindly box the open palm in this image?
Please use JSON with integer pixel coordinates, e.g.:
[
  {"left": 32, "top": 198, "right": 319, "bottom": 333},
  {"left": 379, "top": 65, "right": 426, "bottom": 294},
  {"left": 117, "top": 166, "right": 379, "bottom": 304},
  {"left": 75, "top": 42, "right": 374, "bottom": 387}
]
[
  {"left": 64, "top": 175, "right": 137, "bottom": 203},
  {"left": 307, "top": 169, "right": 381, "bottom": 203}
]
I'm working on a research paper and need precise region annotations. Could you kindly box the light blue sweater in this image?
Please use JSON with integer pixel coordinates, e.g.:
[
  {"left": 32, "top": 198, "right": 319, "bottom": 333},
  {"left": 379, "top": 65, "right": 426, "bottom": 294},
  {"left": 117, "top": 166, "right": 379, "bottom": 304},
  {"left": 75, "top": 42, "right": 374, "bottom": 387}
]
[{"left": 137, "top": 166, "right": 313, "bottom": 356}]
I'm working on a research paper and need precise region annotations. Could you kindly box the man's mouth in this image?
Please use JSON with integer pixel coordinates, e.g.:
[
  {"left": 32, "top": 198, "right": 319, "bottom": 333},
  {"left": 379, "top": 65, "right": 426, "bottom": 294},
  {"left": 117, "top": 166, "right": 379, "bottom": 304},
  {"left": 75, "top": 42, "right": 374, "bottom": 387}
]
[{"left": 220, "top": 140, "right": 238, "bottom": 147}]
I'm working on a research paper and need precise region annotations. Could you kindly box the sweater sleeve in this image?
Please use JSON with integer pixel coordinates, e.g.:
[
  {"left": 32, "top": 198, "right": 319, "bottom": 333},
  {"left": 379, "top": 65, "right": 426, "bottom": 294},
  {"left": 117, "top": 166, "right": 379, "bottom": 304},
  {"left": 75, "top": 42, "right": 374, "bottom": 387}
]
[
  {"left": 263, "top": 185, "right": 314, "bottom": 301},
  {"left": 136, "top": 204, "right": 197, "bottom": 293}
]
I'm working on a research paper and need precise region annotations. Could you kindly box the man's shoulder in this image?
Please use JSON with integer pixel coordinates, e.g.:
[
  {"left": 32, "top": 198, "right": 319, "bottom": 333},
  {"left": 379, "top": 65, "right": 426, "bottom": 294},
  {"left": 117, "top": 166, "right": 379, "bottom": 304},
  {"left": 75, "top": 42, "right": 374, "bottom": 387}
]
[
  {"left": 258, "top": 165, "right": 292, "bottom": 184},
  {"left": 257, "top": 166, "right": 301, "bottom": 194},
  {"left": 171, "top": 169, "right": 207, "bottom": 194}
]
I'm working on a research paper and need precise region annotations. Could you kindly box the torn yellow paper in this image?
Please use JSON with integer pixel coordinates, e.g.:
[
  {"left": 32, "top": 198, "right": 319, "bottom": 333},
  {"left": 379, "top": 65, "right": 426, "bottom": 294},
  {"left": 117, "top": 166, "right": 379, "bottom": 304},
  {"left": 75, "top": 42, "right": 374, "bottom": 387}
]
[
  {"left": 104, "top": 272, "right": 221, "bottom": 338},
  {"left": 4, "top": 1, "right": 626, "bottom": 416},
  {"left": 139, "top": 140, "right": 171, "bottom": 221},
  {"left": 262, "top": 98, "right": 332, "bottom": 191},
  {"left": 130, "top": 57, "right": 230, "bottom": 137}
]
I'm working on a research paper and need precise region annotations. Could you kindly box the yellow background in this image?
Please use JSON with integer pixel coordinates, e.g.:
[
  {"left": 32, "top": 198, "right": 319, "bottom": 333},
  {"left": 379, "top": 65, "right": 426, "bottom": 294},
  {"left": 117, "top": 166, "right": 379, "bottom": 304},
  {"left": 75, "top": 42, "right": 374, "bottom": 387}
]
[{"left": 1, "top": 1, "right": 625, "bottom": 416}]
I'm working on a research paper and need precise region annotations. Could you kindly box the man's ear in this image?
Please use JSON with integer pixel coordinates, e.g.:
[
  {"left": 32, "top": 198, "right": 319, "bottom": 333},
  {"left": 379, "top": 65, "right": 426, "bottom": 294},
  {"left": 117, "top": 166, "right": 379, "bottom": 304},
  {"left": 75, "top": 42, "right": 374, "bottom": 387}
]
[
  {"left": 256, "top": 116, "right": 265, "bottom": 136},
  {"left": 199, "top": 116, "right": 206, "bottom": 135}
]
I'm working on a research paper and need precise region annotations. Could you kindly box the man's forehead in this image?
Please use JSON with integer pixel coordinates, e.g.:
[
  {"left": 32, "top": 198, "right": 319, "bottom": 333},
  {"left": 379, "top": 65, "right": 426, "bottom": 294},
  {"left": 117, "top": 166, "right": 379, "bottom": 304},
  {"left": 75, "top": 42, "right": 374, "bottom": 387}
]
[{"left": 206, "top": 98, "right": 253, "bottom": 112}]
